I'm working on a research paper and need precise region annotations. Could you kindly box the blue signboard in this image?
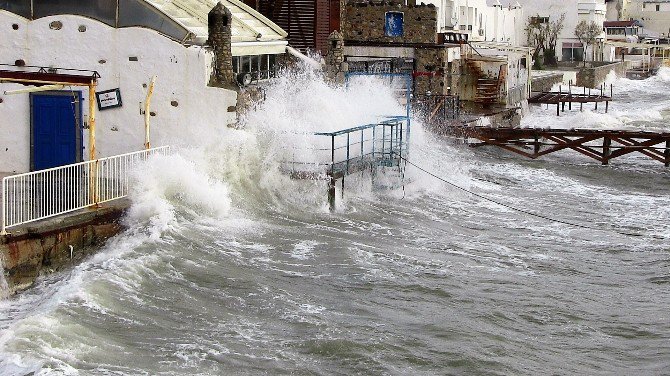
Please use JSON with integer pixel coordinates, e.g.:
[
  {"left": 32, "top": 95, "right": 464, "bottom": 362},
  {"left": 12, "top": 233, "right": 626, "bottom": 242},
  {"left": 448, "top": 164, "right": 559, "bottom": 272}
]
[{"left": 385, "top": 12, "right": 404, "bottom": 37}]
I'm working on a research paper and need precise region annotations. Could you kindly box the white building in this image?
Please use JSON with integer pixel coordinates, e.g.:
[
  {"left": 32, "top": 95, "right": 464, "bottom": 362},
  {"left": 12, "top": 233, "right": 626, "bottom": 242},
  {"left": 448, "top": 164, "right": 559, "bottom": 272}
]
[
  {"left": 424, "top": 0, "right": 524, "bottom": 45},
  {"left": 0, "top": 0, "right": 287, "bottom": 173},
  {"left": 500, "top": 0, "right": 610, "bottom": 61},
  {"left": 620, "top": 0, "right": 670, "bottom": 37}
]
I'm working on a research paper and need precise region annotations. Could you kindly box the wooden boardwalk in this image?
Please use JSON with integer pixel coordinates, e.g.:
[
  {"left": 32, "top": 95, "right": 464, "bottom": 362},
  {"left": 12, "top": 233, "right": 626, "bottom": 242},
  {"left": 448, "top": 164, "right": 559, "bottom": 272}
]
[
  {"left": 447, "top": 126, "right": 670, "bottom": 166},
  {"left": 529, "top": 86, "right": 613, "bottom": 116}
]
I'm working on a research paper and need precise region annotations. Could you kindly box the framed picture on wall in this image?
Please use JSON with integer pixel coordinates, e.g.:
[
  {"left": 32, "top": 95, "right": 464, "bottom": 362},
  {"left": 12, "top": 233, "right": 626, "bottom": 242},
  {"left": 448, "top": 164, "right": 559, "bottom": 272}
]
[{"left": 96, "top": 88, "right": 123, "bottom": 110}]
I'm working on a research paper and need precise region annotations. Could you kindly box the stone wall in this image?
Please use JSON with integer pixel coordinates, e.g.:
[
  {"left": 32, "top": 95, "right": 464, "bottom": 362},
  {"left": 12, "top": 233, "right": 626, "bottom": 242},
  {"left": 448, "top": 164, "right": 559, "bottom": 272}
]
[
  {"left": 413, "top": 47, "right": 446, "bottom": 96},
  {"left": 531, "top": 72, "right": 564, "bottom": 92},
  {"left": 208, "top": 3, "right": 236, "bottom": 89},
  {"left": 1, "top": 202, "right": 128, "bottom": 295},
  {"left": 343, "top": 1, "right": 437, "bottom": 45},
  {"left": 575, "top": 61, "right": 625, "bottom": 88}
]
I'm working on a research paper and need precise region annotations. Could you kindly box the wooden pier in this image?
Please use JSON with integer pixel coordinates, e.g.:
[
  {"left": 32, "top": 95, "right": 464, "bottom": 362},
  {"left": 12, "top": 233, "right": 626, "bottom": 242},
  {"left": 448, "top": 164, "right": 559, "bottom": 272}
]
[
  {"left": 529, "top": 84, "right": 613, "bottom": 116},
  {"left": 447, "top": 126, "right": 670, "bottom": 166}
]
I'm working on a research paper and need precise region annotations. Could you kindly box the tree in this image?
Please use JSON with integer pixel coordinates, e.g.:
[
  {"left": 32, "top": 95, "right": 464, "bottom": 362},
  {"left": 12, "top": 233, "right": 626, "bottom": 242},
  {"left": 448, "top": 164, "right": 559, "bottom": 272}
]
[
  {"left": 544, "top": 14, "right": 566, "bottom": 66},
  {"left": 575, "top": 20, "right": 602, "bottom": 65},
  {"left": 525, "top": 14, "right": 566, "bottom": 68}
]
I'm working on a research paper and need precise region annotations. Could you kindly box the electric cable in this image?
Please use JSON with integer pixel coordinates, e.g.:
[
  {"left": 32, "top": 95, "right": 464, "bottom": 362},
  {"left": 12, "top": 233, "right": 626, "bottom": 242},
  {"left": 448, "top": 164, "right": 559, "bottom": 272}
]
[{"left": 400, "top": 155, "right": 659, "bottom": 238}]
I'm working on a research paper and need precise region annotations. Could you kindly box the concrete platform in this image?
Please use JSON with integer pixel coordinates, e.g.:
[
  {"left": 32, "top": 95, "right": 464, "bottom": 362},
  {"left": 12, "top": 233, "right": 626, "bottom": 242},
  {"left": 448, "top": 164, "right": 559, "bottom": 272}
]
[{"left": 0, "top": 199, "right": 130, "bottom": 296}]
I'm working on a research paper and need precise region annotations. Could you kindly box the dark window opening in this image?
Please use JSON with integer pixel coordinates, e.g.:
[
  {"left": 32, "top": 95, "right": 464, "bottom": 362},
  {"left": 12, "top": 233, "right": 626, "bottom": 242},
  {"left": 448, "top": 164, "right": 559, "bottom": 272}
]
[{"left": 233, "top": 54, "right": 280, "bottom": 83}]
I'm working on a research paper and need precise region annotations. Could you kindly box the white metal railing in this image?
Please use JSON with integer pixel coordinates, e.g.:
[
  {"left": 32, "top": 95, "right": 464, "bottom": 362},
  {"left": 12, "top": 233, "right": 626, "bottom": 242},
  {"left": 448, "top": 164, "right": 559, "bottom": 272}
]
[{"left": 1, "top": 146, "right": 170, "bottom": 234}]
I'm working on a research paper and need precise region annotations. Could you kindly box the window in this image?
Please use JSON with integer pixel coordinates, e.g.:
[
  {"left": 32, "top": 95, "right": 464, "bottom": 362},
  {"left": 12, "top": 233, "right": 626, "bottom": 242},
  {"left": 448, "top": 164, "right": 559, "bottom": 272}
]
[
  {"left": 34, "top": 0, "right": 116, "bottom": 26},
  {"left": 562, "top": 42, "right": 584, "bottom": 62},
  {"left": 1, "top": 0, "right": 190, "bottom": 42},
  {"left": 118, "top": 0, "right": 189, "bottom": 41},
  {"left": 657, "top": 4, "right": 661, "bottom": 11},
  {"left": 385, "top": 12, "right": 404, "bottom": 37},
  {"left": 232, "top": 54, "right": 280, "bottom": 83},
  {"left": 0, "top": 0, "right": 31, "bottom": 18},
  {"left": 531, "top": 16, "right": 550, "bottom": 24}
]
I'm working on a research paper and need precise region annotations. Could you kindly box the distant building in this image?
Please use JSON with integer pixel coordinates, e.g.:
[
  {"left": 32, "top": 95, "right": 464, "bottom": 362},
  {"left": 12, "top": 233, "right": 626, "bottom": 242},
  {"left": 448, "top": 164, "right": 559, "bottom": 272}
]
[
  {"left": 421, "top": 0, "right": 524, "bottom": 45},
  {"left": 500, "top": 0, "right": 610, "bottom": 62},
  {"left": 0, "top": 0, "right": 287, "bottom": 173},
  {"left": 604, "top": 19, "right": 642, "bottom": 41},
  {"left": 339, "top": 1, "right": 530, "bottom": 107},
  {"left": 619, "top": 0, "right": 670, "bottom": 38}
]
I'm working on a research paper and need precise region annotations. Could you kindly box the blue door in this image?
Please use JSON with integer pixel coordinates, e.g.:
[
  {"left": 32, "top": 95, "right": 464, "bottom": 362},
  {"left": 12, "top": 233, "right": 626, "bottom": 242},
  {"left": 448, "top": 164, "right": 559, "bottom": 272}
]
[{"left": 31, "top": 92, "right": 81, "bottom": 171}]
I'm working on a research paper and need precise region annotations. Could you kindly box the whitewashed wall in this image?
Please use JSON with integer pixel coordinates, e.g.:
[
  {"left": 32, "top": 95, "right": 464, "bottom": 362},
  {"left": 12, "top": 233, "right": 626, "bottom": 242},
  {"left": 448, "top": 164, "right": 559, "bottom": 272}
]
[
  {"left": 501, "top": 0, "right": 608, "bottom": 61},
  {"left": 424, "top": 0, "right": 524, "bottom": 45},
  {"left": 0, "top": 11, "right": 237, "bottom": 173},
  {"left": 624, "top": 1, "right": 670, "bottom": 36}
]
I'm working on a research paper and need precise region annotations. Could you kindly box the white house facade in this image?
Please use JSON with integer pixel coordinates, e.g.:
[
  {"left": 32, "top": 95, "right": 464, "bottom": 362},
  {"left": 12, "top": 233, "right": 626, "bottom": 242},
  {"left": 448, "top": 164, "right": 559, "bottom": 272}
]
[
  {"left": 0, "top": 0, "right": 287, "bottom": 174},
  {"left": 621, "top": 0, "right": 670, "bottom": 37},
  {"left": 423, "top": 0, "right": 524, "bottom": 45},
  {"left": 499, "top": 0, "right": 610, "bottom": 61}
]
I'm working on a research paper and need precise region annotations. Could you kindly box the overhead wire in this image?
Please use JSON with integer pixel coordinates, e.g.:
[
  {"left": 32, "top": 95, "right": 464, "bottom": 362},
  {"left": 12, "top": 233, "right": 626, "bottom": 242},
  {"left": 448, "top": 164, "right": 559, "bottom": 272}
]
[{"left": 399, "top": 155, "right": 658, "bottom": 239}]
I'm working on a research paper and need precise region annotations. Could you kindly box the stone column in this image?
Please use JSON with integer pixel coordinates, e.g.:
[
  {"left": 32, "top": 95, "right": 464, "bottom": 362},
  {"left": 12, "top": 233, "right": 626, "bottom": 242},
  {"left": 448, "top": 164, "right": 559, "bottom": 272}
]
[
  {"left": 325, "top": 30, "right": 347, "bottom": 83},
  {"left": 208, "top": 2, "right": 236, "bottom": 89}
]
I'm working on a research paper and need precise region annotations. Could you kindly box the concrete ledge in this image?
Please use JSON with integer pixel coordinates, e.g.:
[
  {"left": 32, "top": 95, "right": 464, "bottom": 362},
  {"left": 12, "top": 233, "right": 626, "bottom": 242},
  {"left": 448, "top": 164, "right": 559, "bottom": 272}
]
[{"left": 0, "top": 199, "right": 130, "bottom": 295}]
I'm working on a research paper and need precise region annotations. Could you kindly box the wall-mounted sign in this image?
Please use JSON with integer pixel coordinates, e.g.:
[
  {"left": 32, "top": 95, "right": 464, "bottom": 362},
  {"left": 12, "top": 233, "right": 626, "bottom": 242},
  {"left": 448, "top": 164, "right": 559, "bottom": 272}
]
[
  {"left": 96, "top": 88, "right": 122, "bottom": 110},
  {"left": 385, "top": 12, "right": 404, "bottom": 37}
]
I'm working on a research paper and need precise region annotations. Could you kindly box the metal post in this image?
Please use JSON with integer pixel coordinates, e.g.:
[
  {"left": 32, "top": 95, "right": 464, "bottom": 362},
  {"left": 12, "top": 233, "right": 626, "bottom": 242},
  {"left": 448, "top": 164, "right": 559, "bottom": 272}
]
[
  {"left": 665, "top": 140, "right": 670, "bottom": 167},
  {"left": 328, "top": 176, "right": 336, "bottom": 212},
  {"left": 1, "top": 177, "right": 6, "bottom": 235},
  {"left": 568, "top": 81, "right": 572, "bottom": 110},
  {"left": 341, "top": 176, "right": 345, "bottom": 199},
  {"left": 346, "top": 133, "right": 350, "bottom": 174},
  {"left": 331, "top": 135, "right": 335, "bottom": 168},
  {"left": 534, "top": 135, "right": 540, "bottom": 155},
  {"left": 557, "top": 102, "right": 560, "bottom": 116}
]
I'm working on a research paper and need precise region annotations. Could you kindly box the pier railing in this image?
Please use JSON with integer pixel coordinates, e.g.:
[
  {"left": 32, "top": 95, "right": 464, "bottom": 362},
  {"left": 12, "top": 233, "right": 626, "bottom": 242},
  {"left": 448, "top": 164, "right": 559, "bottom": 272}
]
[
  {"left": 1, "top": 146, "right": 169, "bottom": 234},
  {"left": 284, "top": 117, "right": 410, "bottom": 179}
]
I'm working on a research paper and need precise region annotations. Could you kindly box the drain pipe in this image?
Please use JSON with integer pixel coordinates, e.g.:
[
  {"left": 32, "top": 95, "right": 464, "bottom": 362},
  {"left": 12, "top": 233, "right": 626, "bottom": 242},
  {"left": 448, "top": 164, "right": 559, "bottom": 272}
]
[{"left": 285, "top": 46, "right": 323, "bottom": 70}]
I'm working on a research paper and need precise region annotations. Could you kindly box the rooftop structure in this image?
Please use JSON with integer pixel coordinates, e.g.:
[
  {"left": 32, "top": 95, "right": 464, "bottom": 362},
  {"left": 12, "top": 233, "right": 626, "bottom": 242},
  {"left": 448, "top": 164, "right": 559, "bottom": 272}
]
[{"left": 0, "top": 0, "right": 288, "bottom": 54}]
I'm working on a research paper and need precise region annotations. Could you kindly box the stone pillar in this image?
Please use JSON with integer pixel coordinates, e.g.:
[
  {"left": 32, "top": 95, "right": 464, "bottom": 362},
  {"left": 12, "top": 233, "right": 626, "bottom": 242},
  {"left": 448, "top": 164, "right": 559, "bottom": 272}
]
[
  {"left": 325, "top": 30, "right": 347, "bottom": 83},
  {"left": 208, "top": 3, "right": 236, "bottom": 89}
]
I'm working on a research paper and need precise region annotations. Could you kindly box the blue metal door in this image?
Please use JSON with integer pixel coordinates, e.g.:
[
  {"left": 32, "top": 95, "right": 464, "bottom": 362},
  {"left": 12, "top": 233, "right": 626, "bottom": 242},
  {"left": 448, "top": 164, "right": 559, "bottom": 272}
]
[{"left": 31, "top": 93, "right": 81, "bottom": 171}]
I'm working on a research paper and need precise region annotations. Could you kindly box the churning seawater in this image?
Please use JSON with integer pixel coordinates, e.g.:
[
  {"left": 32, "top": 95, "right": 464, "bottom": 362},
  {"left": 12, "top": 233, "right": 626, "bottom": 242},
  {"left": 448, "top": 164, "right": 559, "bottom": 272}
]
[{"left": 1, "top": 68, "right": 669, "bottom": 375}]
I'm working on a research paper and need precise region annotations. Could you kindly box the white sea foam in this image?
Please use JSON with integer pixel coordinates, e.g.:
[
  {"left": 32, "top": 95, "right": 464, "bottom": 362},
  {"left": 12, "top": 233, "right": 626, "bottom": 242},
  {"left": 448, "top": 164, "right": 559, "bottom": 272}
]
[{"left": 527, "top": 67, "right": 670, "bottom": 131}]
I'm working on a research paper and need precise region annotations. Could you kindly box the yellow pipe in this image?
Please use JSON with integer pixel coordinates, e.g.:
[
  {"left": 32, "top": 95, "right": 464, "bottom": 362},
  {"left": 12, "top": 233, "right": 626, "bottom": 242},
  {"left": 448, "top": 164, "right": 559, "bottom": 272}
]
[
  {"left": 88, "top": 82, "right": 98, "bottom": 205},
  {"left": 144, "top": 76, "right": 157, "bottom": 150},
  {"left": 88, "top": 82, "right": 96, "bottom": 161}
]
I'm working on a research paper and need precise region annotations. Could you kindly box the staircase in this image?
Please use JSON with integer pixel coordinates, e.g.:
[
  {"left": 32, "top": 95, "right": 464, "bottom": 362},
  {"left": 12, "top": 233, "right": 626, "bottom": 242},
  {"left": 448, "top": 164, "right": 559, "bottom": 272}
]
[{"left": 466, "top": 60, "right": 504, "bottom": 105}]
